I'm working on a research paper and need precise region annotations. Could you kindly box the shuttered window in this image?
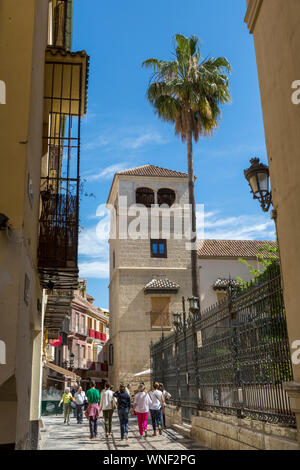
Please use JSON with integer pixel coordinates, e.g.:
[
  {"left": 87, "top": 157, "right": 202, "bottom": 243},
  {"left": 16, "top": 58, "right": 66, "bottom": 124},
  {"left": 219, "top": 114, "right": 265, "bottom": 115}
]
[{"left": 151, "top": 297, "right": 171, "bottom": 328}]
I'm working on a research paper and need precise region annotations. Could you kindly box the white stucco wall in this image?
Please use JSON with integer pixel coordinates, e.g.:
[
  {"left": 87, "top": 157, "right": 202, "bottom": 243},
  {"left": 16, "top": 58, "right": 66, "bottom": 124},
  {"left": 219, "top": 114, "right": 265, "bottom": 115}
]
[{"left": 199, "top": 257, "right": 261, "bottom": 311}]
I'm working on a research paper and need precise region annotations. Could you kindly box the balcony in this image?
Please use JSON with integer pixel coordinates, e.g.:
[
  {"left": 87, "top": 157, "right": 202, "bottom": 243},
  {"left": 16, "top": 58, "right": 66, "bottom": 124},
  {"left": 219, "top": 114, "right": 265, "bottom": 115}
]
[
  {"left": 44, "top": 289, "right": 74, "bottom": 339},
  {"left": 38, "top": 48, "right": 89, "bottom": 294},
  {"left": 88, "top": 329, "right": 107, "bottom": 342}
]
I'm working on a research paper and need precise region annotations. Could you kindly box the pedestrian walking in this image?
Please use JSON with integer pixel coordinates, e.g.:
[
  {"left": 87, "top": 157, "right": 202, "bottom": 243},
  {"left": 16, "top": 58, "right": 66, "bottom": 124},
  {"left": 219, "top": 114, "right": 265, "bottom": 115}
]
[
  {"left": 159, "top": 383, "right": 171, "bottom": 428},
  {"left": 114, "top": 384, "right": 131, "bottom": 441},
  {"left": 71, "top": 382, "right": 79, "bottom": 419},
  {"left": 149, "top": 382, "right": 164, "bottom": 436},
  {"left": 58, "top": 387, "right": 74, "bottom": 425},
  {"left": 74, "top": 386, "right": 86, "bottom": 424},
  {"left": 131, "top": 383, "right": 152, "bottom": 439},
  {"left": 85, "top": 380, "right": 100, "bottom": 440},
  {"left": 100, "top": 382, "right": 115, "bottom": 437}
]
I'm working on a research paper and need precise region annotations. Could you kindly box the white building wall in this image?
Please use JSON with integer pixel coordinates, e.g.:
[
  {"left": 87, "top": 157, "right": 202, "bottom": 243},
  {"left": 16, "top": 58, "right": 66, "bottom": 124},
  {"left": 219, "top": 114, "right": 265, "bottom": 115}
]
[{"left": 199, "top": 258, "right": 261, "bottom": 311}]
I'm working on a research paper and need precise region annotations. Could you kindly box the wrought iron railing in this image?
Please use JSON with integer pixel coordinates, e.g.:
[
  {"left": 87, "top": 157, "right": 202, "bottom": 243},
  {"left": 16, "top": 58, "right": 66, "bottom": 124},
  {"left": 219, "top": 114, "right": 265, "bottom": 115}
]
[
  {"left": 38, "top": 55, "right": 83, "bottom": 291},
  {"left": 151, "top": 263, "right": 296, "bottom": 427}
]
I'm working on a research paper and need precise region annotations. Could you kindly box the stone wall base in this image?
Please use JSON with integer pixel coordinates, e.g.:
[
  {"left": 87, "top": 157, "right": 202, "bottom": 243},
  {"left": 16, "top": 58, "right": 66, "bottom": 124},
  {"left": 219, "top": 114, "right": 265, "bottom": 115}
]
[{"left": 165, "top": 406, "right": 299, "bottom": 450}]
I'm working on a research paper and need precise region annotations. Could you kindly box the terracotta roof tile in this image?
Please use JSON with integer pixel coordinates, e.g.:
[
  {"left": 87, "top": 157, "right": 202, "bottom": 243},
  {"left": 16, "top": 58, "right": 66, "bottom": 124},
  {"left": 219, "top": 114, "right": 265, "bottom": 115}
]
[
  {"left": 198, "top": 239, "right": 278, "bottom": 258},
  {"left": 117, "top": 164, "right": 188, "bottom": 178},
  {"left": 213, "top": 278, "right": 241, "bottom": 290},
  {"left": 144, "top": 278, "right": 180, "bottom": 291}
]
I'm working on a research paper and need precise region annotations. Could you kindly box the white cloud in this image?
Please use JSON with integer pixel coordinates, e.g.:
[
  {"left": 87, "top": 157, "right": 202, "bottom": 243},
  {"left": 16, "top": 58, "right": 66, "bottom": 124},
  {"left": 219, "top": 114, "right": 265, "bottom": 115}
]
[
  {"left": 83, "top": 127, "right": 168, "bottom": 153},
  {"left": 87, "top": 163, "right": 129, "bottom": 182},
  {"left": 83, "top": 135, "right": 109, "bottom": 151},
  {"left": 79, "top": 261, "right": 109, "bottom": 279},
  {"left": 120, "top": 132, "right": 167, "bottom": 150},
  {"left": 79, "top": 225, "right": 109, "bottom": 258},
  {"left": 199, "top": 211, "right": 275, "bottom": 240}
]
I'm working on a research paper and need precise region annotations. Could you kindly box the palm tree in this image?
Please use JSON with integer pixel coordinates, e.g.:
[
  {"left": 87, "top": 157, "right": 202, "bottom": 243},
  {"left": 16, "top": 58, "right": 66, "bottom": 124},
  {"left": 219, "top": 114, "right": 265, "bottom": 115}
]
[{"left": 142, "top": 34, "right": 231, "bottom": 300}]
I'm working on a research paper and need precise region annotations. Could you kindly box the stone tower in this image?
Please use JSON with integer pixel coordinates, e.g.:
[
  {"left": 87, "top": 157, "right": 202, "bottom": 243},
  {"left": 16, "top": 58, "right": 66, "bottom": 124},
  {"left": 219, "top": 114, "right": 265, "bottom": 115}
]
[{"left": 107, "top": 164, "right": 193, "bottom": 387}]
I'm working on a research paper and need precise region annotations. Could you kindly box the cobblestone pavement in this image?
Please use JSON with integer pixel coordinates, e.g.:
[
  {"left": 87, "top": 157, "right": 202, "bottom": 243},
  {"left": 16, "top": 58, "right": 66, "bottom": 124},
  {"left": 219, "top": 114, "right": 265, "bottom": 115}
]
[{"left": 40, "top": 414, "right": 209, "bottom": 451}]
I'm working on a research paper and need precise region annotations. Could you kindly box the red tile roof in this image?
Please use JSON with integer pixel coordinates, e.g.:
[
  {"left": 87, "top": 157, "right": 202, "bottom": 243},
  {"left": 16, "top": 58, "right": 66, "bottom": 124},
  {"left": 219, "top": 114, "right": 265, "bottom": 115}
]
[
  {"left": 198, "top": 239, "right": 278, "bottom": 258},
  {"left": 144, "top": 278, "right": 180, "bottom": 292},
  {"left": 117, "top": 164, "right": 188, "bottom": 178}
]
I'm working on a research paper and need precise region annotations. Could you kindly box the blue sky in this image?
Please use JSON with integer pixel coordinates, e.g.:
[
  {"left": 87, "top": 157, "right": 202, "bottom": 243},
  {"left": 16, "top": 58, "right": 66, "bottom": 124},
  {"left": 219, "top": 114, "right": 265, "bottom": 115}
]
[{"left": 72, "top": 0, "right": 275, "bottom": 309}]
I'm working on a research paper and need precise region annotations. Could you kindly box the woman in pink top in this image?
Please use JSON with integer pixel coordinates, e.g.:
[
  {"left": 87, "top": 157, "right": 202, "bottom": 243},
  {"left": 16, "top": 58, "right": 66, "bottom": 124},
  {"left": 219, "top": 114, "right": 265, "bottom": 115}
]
[{"left": 131, "top": 383, "right": 152, "bottom": 438}]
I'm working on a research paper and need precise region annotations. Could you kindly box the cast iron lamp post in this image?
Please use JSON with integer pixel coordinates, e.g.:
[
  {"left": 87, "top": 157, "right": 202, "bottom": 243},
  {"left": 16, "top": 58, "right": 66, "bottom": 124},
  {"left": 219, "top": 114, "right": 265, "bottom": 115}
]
[
  {"left": 188, "top": 296, "right": 200, "bottom": 320},
  {"left": 244, "top": 158, "right": 272, "bottom": 212}
]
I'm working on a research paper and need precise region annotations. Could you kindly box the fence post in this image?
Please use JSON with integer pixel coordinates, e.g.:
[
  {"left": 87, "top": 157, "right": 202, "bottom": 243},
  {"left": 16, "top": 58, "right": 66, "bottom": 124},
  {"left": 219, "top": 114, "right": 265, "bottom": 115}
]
[
  {"left": 175, "top": 328, "right": 181, "bottom": 406},
  {"left": 228, "top": 282, "right": 242, "bottom": 419},
  {"left": 192, "top": 314, "right": 200, "bottom": 414}
]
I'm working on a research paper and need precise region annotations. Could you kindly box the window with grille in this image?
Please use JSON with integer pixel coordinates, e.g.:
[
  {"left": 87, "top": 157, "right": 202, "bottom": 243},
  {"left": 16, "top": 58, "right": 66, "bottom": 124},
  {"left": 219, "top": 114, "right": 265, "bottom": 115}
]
[
  {"left": 151, "top": 297, "right": 171, "bottom": 328},
  {"left": 136, "top": 187, "right": 154, "bottom": 207},
  {"left": 157, "top": 188, "right": 176, "bottom": 207},
  {"left": 150, "top": 239, "right": 167, "bottom": 258}
]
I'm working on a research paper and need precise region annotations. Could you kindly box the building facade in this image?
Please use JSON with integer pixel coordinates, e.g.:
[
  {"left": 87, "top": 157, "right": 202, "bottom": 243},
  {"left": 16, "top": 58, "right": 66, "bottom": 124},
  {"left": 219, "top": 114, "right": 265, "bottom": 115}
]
[
  {"left": 107, "top": 164, "right": 195, "bottom": 388},
  {"left": 198, "top": 239, "right": 277, "bottom": 310},
  {"left": 244, "top": 0, "right": 300, "bottom": 444},
  {"left": 0, "top": 0, "right": 89, "bottom": 449},
  {"left": 43, "top": 280, "right": 109, "bottom": 394}
]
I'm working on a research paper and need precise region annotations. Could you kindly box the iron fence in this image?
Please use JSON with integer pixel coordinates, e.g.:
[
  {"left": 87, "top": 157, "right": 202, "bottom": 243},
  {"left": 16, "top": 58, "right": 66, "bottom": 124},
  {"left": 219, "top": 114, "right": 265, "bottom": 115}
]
[{"left": 150, "top": 264, "right": 296, "bottom": 427}]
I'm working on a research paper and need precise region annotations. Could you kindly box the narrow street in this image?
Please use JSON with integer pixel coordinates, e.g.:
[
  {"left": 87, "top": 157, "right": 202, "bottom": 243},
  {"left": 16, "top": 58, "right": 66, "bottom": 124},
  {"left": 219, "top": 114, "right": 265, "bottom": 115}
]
[{"left": 39, "top": 414, "right": 209, "bottom": 451}]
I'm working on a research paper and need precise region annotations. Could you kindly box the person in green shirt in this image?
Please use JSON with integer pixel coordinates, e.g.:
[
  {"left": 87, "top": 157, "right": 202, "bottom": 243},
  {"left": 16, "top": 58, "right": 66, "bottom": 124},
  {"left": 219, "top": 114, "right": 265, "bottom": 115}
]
[
  {"left": 85, "top": 381, "right": 100, "bottom": 439},
  {"left": 59, "top": 387, "right": 74, "bottom": 425}
]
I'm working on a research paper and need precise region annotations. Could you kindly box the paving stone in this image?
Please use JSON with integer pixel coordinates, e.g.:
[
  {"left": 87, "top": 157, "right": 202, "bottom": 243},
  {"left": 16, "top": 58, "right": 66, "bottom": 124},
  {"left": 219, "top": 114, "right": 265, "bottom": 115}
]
[{"left": 39, "top": 414, "right": 209, "bottom": 451}]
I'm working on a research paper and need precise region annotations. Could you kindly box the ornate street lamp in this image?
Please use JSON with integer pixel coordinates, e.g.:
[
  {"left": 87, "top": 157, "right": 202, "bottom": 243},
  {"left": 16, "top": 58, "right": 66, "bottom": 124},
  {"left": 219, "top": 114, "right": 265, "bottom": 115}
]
[
  {"left": 172, "top": 311, "right": 182, "bottom": 329},
  {"left": 188, "top": 296, "right": 200, "bottom": 313},
  {"left": 244, "top": 158, "right": 272, "bottom": 212}
]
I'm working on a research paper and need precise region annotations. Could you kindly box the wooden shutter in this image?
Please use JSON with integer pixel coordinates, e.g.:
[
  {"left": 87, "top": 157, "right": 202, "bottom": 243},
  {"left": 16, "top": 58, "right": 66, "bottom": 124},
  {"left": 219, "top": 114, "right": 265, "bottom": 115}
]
[{"left": 151, "top": 297, "right": 171, "bottom": 327}]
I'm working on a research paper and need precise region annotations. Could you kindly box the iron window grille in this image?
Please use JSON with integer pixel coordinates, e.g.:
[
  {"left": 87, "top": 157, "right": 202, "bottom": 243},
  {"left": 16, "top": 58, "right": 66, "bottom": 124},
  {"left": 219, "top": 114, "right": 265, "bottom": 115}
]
[
  {"left": 150, "top": 239, "right": 167, "bottom": 258},
  {"left": 136, "top": 187, "right": 155, "bottom": 207}
]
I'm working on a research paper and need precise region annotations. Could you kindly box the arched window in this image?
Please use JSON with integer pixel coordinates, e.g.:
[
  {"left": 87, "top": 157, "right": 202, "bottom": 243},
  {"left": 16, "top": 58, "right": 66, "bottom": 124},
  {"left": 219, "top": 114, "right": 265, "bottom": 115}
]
[
  {"left": 136, "top": 187, "right": 154, "bottom": 207},
  {"left": 157, "top": 188, "right": 176, "bottom": 207}
]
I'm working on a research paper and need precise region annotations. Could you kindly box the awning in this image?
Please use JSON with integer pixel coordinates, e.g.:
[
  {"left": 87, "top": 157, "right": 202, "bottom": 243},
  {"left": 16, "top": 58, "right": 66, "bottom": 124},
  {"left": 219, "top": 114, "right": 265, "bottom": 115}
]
[
  {"left": 44, "top": 361, "right": 80, "bottom": 381},
  {"left": 44, "top": 47, "right": 90, "bottom": 119},
  {"left": 133, "top": 369, "right": 152, "bottom": 377}
]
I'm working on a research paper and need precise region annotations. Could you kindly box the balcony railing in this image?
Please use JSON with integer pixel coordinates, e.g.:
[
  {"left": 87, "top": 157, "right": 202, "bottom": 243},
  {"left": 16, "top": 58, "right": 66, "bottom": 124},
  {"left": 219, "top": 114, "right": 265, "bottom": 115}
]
[
  {"left": 88, "top": 329, "right": 107, "bottom": 342},
  {"left": 38, "top": 49, "right": 89, "bottom": 292}
]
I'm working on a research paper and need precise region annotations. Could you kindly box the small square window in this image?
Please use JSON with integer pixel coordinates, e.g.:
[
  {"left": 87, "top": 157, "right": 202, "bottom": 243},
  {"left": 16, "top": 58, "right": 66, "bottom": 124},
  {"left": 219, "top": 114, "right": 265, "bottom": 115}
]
[{"left": 150, "top": 239, "right": 167, "bottom": 258}]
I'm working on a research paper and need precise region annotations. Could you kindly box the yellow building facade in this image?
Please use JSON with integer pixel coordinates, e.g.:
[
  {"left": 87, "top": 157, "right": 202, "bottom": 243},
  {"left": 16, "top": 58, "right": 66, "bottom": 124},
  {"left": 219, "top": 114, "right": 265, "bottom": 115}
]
[
  {"left": 0, "top": 0, "right": 89, "bottom": 449},
  {"left": 245, "top": 0, "right": 300, "bottom": 445}
]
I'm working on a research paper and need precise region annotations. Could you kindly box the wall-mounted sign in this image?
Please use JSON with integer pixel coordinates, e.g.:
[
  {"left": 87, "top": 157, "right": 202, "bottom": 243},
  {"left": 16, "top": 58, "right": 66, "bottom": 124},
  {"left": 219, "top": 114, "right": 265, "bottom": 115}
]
[
  {"left": 49, "top": 336, "right": 62, "bottom": 347},
  {"left": 0, "top": 340, "right": 6, "bottom": 364},
  {"left": 0, "top": 81, "right": 6, "bottom": 104}
]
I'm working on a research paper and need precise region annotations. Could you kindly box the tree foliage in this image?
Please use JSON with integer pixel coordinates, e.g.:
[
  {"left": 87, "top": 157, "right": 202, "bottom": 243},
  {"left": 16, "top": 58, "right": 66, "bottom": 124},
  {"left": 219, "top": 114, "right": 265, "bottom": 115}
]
[{"left": 142, "top": 34, "right": 232, "bottom": 142}]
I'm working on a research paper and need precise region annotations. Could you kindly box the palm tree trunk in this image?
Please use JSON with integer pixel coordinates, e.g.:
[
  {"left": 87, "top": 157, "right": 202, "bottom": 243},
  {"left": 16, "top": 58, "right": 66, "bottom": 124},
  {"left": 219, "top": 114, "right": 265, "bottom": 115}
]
[{"left": 186, "top": 130, "right": 200, "bottom": 300}]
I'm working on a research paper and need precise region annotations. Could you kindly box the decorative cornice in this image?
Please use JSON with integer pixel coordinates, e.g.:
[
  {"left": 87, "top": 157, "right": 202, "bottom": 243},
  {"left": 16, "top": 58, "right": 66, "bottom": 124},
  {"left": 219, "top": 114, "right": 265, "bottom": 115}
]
[{"left": 244, "top": 0, "right": 263, "bottom": 34}]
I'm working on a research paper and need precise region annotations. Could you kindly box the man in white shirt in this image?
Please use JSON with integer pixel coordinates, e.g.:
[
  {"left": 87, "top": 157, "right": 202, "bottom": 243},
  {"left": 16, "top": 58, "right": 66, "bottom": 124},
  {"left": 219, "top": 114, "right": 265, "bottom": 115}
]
[{"left": 74, "top": 386, "right": 86, "bottom": 424}]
